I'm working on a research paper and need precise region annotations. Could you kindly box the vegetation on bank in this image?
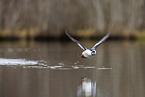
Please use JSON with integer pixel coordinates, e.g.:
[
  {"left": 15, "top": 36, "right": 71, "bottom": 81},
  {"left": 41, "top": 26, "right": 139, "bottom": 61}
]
[
  {"left": 0, "top": 29, "right": 145, "bottom": 41},
  {"left": 0, "top": 0, "right": 145, "bottom": 40}
]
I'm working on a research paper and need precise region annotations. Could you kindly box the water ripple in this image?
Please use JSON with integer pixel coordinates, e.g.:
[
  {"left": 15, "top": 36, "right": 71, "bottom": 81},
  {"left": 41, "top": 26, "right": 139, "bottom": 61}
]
[
  {"left": 23, "top": 64, "right": 97, "bottom": 70},
  {"left": 0, "top": 58, "right": 112, "bottom": 70}
]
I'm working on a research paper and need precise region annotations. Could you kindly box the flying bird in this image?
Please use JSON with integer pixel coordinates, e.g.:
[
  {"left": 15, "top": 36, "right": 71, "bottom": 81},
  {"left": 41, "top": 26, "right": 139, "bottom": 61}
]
[{"left": 65, "top": 31, "right": 110, "bottom": 58}]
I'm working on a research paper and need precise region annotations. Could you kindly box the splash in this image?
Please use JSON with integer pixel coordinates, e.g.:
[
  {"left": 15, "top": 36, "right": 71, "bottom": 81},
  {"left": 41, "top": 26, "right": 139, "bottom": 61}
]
[
  {"left": 0, "top": 58, "right": 112, "bottom": 70},
  {"left": 0, "top": 58, "right": 45, "bottom": 66}
]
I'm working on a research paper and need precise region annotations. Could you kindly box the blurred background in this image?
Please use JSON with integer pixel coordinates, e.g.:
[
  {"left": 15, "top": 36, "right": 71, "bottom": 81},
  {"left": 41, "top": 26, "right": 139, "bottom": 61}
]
[
  {"left": 0, "top": 0, "right": 145, "bottom": 40},
  {"left": 0, "top": 1, "right": 145, "bottom": 97}
]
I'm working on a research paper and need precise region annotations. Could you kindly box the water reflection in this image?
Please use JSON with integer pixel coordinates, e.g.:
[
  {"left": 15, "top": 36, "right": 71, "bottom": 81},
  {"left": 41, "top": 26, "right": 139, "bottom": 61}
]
[
  {"left": 77, "top": 77, "right": 96, "bottom": 97},
  {"left": 0, "top": 40, "right": 145, "bottom": 97}
]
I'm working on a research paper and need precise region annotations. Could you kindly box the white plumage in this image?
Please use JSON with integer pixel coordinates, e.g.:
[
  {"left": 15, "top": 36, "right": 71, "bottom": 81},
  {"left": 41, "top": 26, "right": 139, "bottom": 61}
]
[{"left": 65, "top": 31, "right": 110, "bottom": 58}]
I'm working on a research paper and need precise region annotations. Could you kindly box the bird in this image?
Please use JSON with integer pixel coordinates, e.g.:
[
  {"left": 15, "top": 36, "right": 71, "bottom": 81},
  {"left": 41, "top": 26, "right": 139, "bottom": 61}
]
[{"left": 65, "top": 31, "right": 110, "bottom": 58}]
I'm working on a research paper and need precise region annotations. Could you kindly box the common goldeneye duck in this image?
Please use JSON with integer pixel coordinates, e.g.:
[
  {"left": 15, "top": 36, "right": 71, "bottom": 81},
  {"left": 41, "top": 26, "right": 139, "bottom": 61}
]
[{"left": 65, "top": 31, "right": 110, "bottom": 58}]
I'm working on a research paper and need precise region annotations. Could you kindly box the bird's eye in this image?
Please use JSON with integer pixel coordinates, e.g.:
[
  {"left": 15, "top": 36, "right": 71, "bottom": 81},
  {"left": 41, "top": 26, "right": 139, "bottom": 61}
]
[{"left": 91, "top": 51, "right": 96, "bottom": 55}]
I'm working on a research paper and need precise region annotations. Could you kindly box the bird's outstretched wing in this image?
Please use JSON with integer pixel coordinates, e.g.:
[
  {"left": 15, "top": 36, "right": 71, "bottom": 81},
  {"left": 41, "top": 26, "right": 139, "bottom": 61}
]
[
  {"left": 65, "top": 31, "right": 87, "bottom": 50},
  {"left": 92, "top": 32, "right": 110, "bottom": 50}
]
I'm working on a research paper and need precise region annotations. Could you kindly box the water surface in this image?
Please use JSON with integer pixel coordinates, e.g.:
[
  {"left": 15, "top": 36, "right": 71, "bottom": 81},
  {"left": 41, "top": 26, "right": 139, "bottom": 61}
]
[{"left": 0, "top": 40, "right": 145, "bottom": 97}]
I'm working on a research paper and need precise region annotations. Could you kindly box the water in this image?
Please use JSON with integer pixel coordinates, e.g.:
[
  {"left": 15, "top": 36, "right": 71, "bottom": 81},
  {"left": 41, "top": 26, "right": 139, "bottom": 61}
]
[{"left": 0, "top": 40, "right": 145, "bottom": 97}]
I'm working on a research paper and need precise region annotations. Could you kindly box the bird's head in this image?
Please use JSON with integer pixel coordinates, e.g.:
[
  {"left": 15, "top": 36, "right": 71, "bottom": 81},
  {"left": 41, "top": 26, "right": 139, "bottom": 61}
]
[{"left": 91, "top": 50, "right": 96, "bottom": 56}]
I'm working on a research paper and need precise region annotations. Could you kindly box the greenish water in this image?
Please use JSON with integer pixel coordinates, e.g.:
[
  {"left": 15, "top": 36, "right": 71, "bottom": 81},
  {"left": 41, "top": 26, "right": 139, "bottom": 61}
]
[{"left": 0, "top": 40, "right": 145, "bottom": 97}]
